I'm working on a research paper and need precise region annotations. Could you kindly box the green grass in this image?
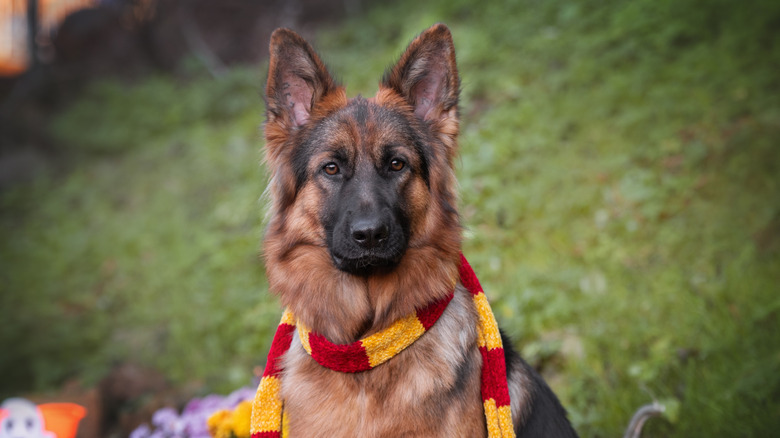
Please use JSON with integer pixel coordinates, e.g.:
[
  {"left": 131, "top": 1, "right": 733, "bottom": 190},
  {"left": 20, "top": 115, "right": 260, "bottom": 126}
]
[
  {"left": 2, "top": 0, "right": 779, "bottom": 436},
  {"left": 0, "top": 69, "right": 280, "bottom": 394}
]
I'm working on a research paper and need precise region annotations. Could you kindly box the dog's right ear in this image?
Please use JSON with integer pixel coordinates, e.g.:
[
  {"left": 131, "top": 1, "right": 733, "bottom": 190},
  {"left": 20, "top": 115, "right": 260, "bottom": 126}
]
[
  {"left": 264, "top": 29, "right": 341, "bottom": 211},
  {"left": 265, "top": 28, "right": 338, "bottom": 131}
]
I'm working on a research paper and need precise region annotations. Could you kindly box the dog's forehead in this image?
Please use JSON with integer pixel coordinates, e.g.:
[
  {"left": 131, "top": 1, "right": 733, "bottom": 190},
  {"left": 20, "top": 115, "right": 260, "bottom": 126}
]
[{"left": 311, "top": 97, "right": 419, "bottom": 160}]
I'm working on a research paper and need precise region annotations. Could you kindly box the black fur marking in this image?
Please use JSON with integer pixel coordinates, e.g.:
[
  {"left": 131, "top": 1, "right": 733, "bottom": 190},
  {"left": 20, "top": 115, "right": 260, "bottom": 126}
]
[
  {"left": 410, "top": 136, "right": 431, "bottom": 188},
  {"left": 291, "top": 137, "right": 315, "bottom": 194},
  {"left": 446, "top": 347, "right": 477, "bottom": 401},
  {"left": 352, "top": 96, "right": 370, "bottom": 126}
]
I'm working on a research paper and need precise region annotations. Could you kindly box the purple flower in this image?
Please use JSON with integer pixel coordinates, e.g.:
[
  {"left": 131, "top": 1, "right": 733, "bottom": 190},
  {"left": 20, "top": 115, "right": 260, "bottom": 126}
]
[
  {"left": 152, "top": 407, "right": 179, "bottom": 430},
  {"left": 137, "top": 386, "right": 256, "bottom": 437},
  {"left": 195, "top": 394, "right": 225, "bottom": 413},
  {"left": 129, "top": 424, "right": 151, "bottom": 438},
  {"left": 182, "top": 397, "right": 202, "bottom": 415},
  {"left": 182, "top": 415, "right": 210, "bottom": 437},
  {"left": 224, "top": 387, "right": 255, "bottom": 409}
]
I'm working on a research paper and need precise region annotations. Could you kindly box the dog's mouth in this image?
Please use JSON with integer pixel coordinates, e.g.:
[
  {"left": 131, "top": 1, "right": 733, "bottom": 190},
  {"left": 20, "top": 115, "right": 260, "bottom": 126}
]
[{"left": 330, "top": 250, "right": 404, "bottom": 275}]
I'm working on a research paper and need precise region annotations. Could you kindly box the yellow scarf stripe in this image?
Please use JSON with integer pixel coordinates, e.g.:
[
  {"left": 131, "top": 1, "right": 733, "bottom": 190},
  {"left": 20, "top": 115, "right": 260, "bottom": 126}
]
[
  {"left": 297, "top": 324, "right": 312, "bottom": 355},
  {"left": 473, "top": 291, "right": 504, "bottom": 351},
  {"left": 483, "top": 399, "right": 515, "bottom": 438},
  {"left": 280, "top": 309, "right": 295, "bottom": 326},
  {"left": 362, "top": 313, "right": 427, "bottom": 367},
  {"left": 281, "top": 410, "right": 290, "bottom": 438},
  {"left": 250, "top": 376, "right": 282, "bottom": 435},
  {"left": 498, "top": 404, "right": 514, "bottom": 437}
]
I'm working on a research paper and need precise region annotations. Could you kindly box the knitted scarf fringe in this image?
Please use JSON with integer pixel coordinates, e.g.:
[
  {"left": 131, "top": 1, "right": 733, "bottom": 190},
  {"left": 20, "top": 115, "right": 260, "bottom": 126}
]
[{"left": 247, "top": 254, "right": 515, "bottom": 438}]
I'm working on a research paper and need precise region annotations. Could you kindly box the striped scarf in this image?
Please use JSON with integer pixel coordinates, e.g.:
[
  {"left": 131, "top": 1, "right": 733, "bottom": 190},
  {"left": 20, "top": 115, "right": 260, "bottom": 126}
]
[{"left": 250, "top": 254, "right": 515, "bottom": 438}]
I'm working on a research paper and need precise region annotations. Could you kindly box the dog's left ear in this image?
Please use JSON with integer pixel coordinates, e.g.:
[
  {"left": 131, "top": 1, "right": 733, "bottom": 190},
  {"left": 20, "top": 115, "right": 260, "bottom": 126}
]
[{"left": 382, "top": 24, "right": 460, "bottom": 127}]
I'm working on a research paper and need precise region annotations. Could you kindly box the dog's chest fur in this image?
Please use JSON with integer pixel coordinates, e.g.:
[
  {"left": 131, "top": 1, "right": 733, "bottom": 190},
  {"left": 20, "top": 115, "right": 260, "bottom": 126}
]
[{"left": 279, "top": 286, "right": 488, "bottom": 437}]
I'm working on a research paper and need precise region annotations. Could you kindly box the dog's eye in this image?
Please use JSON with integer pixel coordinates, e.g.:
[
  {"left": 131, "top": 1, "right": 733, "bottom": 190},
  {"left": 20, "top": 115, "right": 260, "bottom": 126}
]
[
  {"left": 323, "top": 162, "right": 340, "bottom": 175},
  {"left": 389, "top": 159, "right": 405, "bottom": 172}
]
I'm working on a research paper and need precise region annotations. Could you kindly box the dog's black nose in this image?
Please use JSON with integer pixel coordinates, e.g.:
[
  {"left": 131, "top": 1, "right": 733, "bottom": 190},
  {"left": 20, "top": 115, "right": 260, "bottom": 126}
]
[{"left": 351, "top": 218, "right": 390, "bottom": 249}]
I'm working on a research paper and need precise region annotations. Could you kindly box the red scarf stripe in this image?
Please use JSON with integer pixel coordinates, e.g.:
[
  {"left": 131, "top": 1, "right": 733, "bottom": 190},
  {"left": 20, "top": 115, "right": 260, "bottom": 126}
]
[
  {"left": 415, "top": 292, "right": 454, "bottom": 330},
  {"left": 458, "top": 253, "right": 483, "bottom": 296},
  {"left": 262, "top": 322, "right": 296, "bottom": 377},
  {"left": 251, "top": 432, "right": 280, "bottom": 438},
  {"left": 460, "top": 254, "right": 512, "bottom": 410},
  {"left": 479, "top": 346, "right": 512, "bottom": 407},
  {"left": 308, "top": 332, "right": 372, "bottom": 373}
]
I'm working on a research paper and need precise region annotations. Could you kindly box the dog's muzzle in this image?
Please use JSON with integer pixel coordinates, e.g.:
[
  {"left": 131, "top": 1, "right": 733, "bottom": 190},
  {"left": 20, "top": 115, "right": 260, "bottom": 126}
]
[{"left": 328, "top": 209, "right": 406, "bottom": 274}]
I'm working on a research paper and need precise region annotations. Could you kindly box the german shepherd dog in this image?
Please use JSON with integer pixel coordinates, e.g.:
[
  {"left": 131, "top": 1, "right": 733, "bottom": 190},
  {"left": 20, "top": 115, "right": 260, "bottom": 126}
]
[{"left": 261, "top": 23, "right": 578, "bottom": 437}]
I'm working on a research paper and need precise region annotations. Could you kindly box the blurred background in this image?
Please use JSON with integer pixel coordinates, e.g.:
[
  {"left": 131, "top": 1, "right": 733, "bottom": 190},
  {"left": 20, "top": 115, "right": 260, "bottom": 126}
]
[{"left": 1, "top": 0, "right": 778, "bottom": 436}]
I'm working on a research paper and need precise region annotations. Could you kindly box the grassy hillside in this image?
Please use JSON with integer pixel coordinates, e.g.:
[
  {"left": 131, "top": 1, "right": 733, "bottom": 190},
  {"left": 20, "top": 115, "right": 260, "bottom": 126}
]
[{"left": 2, "top": 0, "right": 779, "bottom": 436}]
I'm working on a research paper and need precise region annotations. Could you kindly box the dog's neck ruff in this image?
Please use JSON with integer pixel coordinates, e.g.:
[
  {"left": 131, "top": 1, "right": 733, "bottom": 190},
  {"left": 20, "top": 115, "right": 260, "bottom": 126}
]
[{"left": 249, "top": 254, "right": 515, "bottom": 438}]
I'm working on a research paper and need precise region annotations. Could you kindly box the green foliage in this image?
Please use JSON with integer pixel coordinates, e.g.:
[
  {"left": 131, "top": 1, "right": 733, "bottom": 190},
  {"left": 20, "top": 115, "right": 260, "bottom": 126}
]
[{"left": 2, "top": 0, "right": 779, "bottom": 436}]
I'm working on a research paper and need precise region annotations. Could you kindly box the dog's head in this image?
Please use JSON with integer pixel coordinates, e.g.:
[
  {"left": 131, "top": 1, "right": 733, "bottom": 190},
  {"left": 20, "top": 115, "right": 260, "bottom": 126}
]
[{"left": 262, "top": 24, "right": 462, "bottom": 280}]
